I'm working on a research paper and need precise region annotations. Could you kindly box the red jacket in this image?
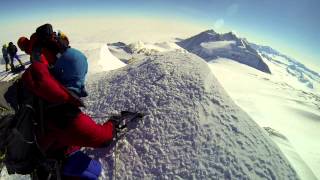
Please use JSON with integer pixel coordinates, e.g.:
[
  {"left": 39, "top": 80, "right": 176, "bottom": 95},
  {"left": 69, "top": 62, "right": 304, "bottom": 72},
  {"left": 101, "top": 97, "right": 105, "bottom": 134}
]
[
  {"left": 19, "top": 33, "right": 59, "bottom": 65},
  {"left": 21, "top": 61, "right": 114, "bottom": 154}
]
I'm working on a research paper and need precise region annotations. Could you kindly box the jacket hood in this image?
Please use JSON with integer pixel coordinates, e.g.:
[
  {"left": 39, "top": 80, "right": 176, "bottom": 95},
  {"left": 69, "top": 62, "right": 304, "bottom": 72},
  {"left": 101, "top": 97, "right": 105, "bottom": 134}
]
[{"left": 52, "top": 48, "right": 88, "bottom": 97}]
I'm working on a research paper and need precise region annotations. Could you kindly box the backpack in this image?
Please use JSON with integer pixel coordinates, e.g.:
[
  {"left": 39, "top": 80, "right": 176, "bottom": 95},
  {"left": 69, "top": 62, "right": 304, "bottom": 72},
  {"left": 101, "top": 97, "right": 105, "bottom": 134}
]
[
  {"left": 13, "top": 45, "right": 18, "bottom": 54},
  {"left": 36, "top": 24, "right": 54, "bottom": 40},
  {"left": 7, "top": 44, "right": 17, "bottom": 56},
  {"left": 0, "top": 79, "right": 47, "bottom": 175}
]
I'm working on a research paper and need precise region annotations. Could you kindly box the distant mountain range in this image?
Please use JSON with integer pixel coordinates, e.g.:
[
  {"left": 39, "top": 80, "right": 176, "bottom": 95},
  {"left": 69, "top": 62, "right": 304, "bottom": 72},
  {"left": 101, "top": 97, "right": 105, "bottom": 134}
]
[
  {"left": 107, "top": 29, "right": 319, "bottom": 90},
  {"left": 250, "top": 42, "right": 320, "bottom": 89}
]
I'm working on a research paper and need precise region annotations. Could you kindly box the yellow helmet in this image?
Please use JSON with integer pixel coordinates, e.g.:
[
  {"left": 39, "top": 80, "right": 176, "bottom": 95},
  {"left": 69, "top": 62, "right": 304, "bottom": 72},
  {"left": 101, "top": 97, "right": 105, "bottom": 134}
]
[
  {"left": 2, "top": 44, "right": 7, "bottom": 48},
  {"left": 59, "top": 32, "right": 67, "bottom": 39}
]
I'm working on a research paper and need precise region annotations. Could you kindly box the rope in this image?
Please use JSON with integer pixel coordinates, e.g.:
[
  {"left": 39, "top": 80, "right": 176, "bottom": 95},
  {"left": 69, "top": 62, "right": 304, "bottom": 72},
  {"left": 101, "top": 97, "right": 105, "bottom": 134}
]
[{"left": 114, "top": 132, "right": 118, "bottom": 180}]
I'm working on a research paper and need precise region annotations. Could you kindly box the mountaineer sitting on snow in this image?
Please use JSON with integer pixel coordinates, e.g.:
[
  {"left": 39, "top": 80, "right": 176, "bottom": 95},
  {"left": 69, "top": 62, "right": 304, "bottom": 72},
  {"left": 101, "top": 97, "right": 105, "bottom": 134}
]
[{"left": 11, "top": 23, "right": 116, "bottom": 179}]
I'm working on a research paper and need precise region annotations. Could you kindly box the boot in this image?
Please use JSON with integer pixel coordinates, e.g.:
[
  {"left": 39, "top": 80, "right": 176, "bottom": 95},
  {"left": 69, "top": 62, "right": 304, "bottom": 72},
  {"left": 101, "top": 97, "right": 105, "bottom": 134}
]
[
  {"left": 10, "top": 63, "right": 15, "bottom": 72},
  {"left": 18, "top": 59, "right": 23, "bottom": 66}
]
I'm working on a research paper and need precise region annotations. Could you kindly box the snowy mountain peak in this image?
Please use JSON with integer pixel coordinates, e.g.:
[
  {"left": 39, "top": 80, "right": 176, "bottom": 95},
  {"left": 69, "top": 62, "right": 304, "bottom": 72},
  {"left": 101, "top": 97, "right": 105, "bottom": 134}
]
[
  {"left": 222, "top": 31, "right": 238, "bottom": 41},
  {"left": 201, "top": 29, "right": 218, "bottom": 36},
  {"left": 177, "top": 30, "right": 271, "bottom": 74},
  {"left": 178, "top": 30, "right": 222, "bottom": 47},
  {"left": 181, "top": 30, "right": 239, "bottom": 46},
  {"left": 84, "top": 44, "right": 126, "bottom": 74},
  {"left": 85, "top": 51, "right": 297, "bottom": 179}
]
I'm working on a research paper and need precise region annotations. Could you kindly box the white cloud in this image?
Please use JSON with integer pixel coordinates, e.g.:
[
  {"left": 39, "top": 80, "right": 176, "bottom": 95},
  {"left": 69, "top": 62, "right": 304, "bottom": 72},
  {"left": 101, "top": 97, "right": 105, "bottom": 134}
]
[{"left": 0, "top": 17, "right": 208, "bottom": 46}]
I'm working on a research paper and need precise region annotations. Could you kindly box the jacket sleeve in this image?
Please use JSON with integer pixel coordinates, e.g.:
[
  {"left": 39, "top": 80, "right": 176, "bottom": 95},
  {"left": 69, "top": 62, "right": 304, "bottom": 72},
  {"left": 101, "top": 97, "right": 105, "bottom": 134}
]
[
  {"left": 21, "top": 61, "right": 81, "bottom": 106},
  {"left": 55, "top": 112, "right": 115, "bottom": 148}
]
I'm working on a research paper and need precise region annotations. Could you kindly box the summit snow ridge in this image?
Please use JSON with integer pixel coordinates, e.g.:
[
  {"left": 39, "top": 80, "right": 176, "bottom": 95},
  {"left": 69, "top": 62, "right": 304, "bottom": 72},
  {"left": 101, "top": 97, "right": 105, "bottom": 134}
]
[{"left": 85, "top": 52, "right": 298, "bottom": 179}]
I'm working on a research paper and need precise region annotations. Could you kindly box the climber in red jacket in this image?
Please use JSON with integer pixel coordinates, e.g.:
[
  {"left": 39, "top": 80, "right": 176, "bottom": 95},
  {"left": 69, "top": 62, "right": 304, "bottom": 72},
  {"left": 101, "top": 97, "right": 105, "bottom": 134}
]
[
  {"left": 18, "top": 24, "right": 114, "bottom": 179},
  {"left": 22, "top": 60, "right": 115, "bottom": 153}
]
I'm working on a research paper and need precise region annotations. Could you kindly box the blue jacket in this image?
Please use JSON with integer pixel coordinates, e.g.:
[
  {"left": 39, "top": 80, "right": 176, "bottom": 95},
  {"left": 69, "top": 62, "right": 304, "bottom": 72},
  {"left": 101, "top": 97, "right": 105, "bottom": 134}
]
[
  {"left": 52, "top": 48, "right": 88, "bottom": 97},
  {"left": 2, "top": 47, "right": 8, "bottom": 57}
]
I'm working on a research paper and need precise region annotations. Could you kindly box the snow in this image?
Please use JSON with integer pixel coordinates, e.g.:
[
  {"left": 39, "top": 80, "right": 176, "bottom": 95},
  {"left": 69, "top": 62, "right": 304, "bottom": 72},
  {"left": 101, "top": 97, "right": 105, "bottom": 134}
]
[
  {"left": 107, "top": 41, "right": 187, "bottom": 65},
  {"left": 88, "top": 44, "right": 126, "bottom": 74},
  {"left": 128, "top": 41, "right": 184, "bottom": 53},
  {"left": 208, "top": 59, "right": 320, "bottom": 179},
  {"left": 264, "top": 127, "right": 316, "bottom": 180},
  {"left": 199, "top": 41, "right": 236, "bottom": 59},
  {"left": 0, "top": 54, "right": 30, "bottom": 82},
  {"left": 200, "top": 40, "right": 236, "bottom": 50},
  {"left": 82, "top": 52, "right": 298, "bottom": 179}
]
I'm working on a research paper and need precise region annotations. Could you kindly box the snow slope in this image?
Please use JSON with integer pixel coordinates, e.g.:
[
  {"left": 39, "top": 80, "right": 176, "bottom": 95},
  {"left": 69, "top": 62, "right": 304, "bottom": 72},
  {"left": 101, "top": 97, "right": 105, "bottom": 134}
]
[
  {"left": 83, "top": 52, "right": 298, "bottom": 179},
  {"left": 264, "top": 127, "right": 317, "bottom": 180},
  {"left": 209, "top": 59, "right": 319, "bottom": 179},
  {"left": 177, "top": 30, "right": 271, "bottom": 74}
]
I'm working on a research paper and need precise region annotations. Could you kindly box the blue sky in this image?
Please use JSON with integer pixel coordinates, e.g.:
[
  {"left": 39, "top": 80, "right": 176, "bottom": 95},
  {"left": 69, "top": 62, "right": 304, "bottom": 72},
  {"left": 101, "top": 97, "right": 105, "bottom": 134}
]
[{"left": 0, "top": 0, "right": 319, "bottom": 69}]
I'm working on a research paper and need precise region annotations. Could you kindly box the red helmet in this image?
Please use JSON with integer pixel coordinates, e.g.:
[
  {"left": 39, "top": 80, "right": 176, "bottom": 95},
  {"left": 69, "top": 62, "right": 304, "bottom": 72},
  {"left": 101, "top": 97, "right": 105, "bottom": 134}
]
[{"left": 17, "top": 37, "right": 30, "bottom": 52}]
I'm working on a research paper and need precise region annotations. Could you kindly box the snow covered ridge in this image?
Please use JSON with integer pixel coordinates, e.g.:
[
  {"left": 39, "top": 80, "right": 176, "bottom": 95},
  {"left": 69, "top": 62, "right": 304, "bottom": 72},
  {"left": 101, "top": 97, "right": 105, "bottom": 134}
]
[
  {"left": 250, "top": 43, "right": 320, "bottom": 90},
  {"left": 85, "top": 52, "right": 298, "bottom": 179},
  {"left": 176, "top": 30, "right": 271, "bottom": 74}
]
